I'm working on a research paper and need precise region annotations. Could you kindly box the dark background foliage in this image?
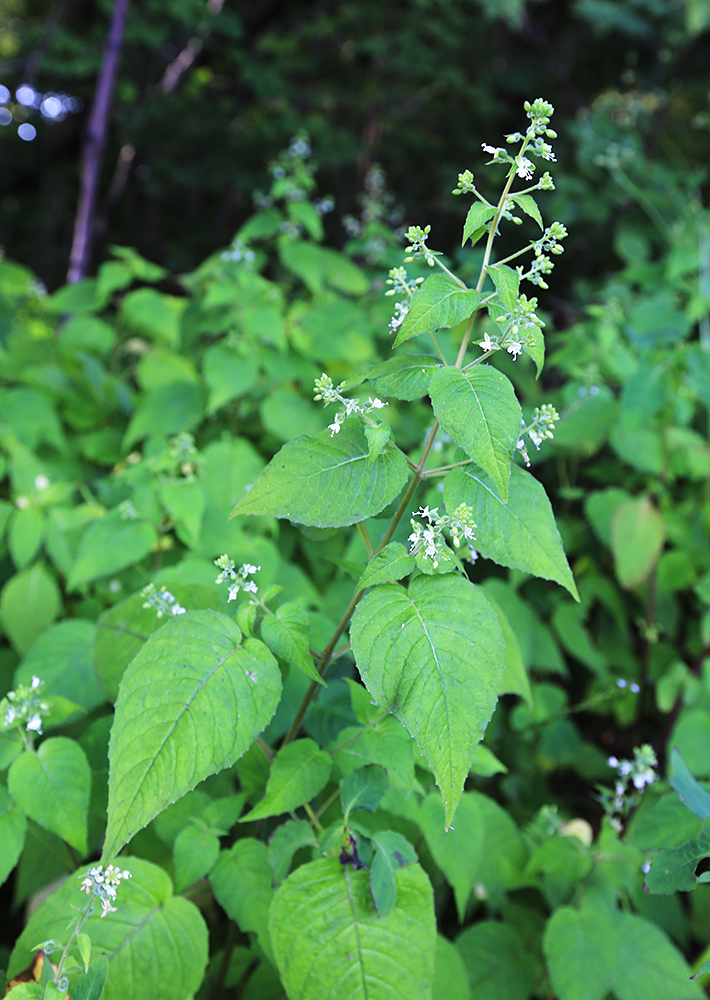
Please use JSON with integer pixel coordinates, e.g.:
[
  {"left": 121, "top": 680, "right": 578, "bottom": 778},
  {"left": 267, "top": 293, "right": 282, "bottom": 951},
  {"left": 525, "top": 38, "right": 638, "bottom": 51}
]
[{"left": 1, "top": 0, "right": 709, "bottom": 291}]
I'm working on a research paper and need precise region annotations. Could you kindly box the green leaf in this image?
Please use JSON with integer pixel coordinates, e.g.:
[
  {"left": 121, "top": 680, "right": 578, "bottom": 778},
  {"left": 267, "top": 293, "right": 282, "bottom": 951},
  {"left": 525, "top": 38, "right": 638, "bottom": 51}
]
[
  {"left": 173, "top": 823, "right": 221, "bottom": 892},
  {"left": 159, "top": 478, "right": 206, "bottom": 549},
  {"left": 487, "top": 264, "right": 520, "bottom": 310},
  {"left": 203, "top": 344, "right": 258, "bottom": 414},
  {"left": 16, "top": 620, "right": 104, "bottom": 712},
  {"left": 260, "top": 602, "right": 323, "bottom": 685},
  {"left": 120, "top": 288, "right": 184, "bottom": 346},
  {"left": 543, "top": 906, "right": 616, "bottom": 1000},
  {"left": 8, "top": 738, "right": 90, "bottom": 853},
  {"left": 210, "top": 839, "right": 274, "bottom": 958},
  {"left": 353, "top": 354, "right": 443, "bottom": 401},
  {"left": 462, "top": 203, "right": 496, "bottom": 246},
  {"left": 279, "top": 241, "right": 369, "bottom": 295},
  {"left": 395, "top": 273, "right": 479, "bottom": 347},
  {"left": 68, "top": 511, "right": 158, "bottom": 591},
  {"left": 123, "top": 382, "right": 206, "bottom": 449},
  {"left": 8, "top": 507, "right": 45, "bottom": 569},
  {"left": 365, "top": 422, "right": 391, "bottom": 467},
  {"left": 669, "top": 748, "right": 710, "bottom": 820},
  {"left": 644, "top": 825, "right": 710, "bottom": 894},
  {"left": 0, "top": 784, "right": 26, "bottom": 888},
  {"left": 482, "top": 585, "right": 532, "bottom": 706},
  {"left": 611, "top": 911, "right": 703, "bottom": 1000},
  {"left": 510, "top": 194, "right": 544, "bottom": 229},
  {"left": 269, "top": 858, "right": 436, "bottom": 1000},
  {"left": 351, "top": 575, "right": 505, "bottom": 828},
  {"left": 433, "top": 936, "right": 470, "bottom": 1000},
  {"left": 9, "top": 858, "right": 208, "bottom": 1000},
  {"left": 523, "top": 321, "right": 545, "bottom": 377},
  {"left": 429, "top": 365, "right": 521, "bottom": 500},
  {"left": 444, "top": 464, "right": 579, "bottom": 599},
  {"left": 419, "top": 793, "right": 484, "bottom": 922},
  {"left": 0, "top": 562, "right": 61, "bottom": 654},
  {"left": 103, "top": 610, "right": 281, "bottom": 860},
  {"left": 369, "top": 830, "right": 417, "bottom": 917},
  {"left": 355, "top": 542, "right": 415, "bottom": 590},
  {"left": 456, "top": 922, "right": 536, "bottom": 1000},
  {"left": 611, "top": 496, "right": 666, "bottom": 589},
  {"left": 230, "top": 420, "right": 408, "bottom": 528},
  {"left": 94, "top": 584, "right": 221, "bottom": 701},
  {"left": 340, "top": 765, "right": 388, "bottom": 819},
  {"left": 241, "top": 739, "right": 332, "bottom": 821},
  {"left": 70, "top": 955, "right": 109, "bottom": 1000},
  {"left": 268, "top": 819, "right": 318, "bottom": 884}
]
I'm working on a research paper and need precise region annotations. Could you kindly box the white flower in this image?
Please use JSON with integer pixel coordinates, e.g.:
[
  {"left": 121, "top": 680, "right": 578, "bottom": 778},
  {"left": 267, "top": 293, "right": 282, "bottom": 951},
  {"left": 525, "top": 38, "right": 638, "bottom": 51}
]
[
  {"left": 369, "top": 398, "right": 387, "bottom": 410},
  {"left": 516, "top": 157, "right": 534, "bottom": 179},
  {"left": 479, "top": 333, "right": 496, "bottom": 352},
  {"left": 481, "top": 143, "right": 504, "bottom": 157},
  {"left": 507, "top": 341, "right": 523, "bottom": 359},
  {"left": 26, "top": 714, "right": 43, "bottom": 734},
  {"left": 328, "top": 420, "right": 342, "bottom": 436},
  {"left": 34, "top": 474, "right": 50, "bottom": 491}
]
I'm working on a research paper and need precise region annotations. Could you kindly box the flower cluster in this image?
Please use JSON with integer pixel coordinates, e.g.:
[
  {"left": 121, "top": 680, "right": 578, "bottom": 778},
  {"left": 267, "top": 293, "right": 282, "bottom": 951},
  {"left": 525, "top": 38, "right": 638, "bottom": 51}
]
[
  {"left": 385, "top": 266, "right": 424, "bottom": 334},
  {"left": 220, "top": 237, "right": 256, "bottom": 264},
  {"left": 313, "top": 374, "right": 387, "bottom": 437},
  {"left": 80, "top": 864, "right": 131, "bottom": 918},
  {"left": 482, "top": 291, "right": 544, "bottom": 362},
  {"left": 603, "top": 745, "right": 657, "bottom": 832},
  {"left": 1, "top": 676, "right": 48, "bottom": 736},
  {"left": 141, "top": 584, "right": 187, "bottom": 618},
  {"left": 408, "top": 504, "right": 476, "bottom": 568},
  {"left": 480, "top": 99, "right": 557, "bottom": 184},
  {"left": 515, "top": 404, "right": 559, "bottom": 467},
  {"left": 452, "top": 169, "right": 476, "bottom": 195},
  {"left": 214, "top": 555, "right": 260, "bottom": 600},
  {"left": 403, "top": 225, "right": 439, "bottom": 267}
]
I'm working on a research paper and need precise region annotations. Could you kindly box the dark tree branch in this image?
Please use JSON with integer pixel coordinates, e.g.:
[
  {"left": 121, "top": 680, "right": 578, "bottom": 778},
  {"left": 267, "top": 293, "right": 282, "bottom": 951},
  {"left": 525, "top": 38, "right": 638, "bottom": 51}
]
[{"left": 67, "top": 0, "right": 131, "bottom": 283}]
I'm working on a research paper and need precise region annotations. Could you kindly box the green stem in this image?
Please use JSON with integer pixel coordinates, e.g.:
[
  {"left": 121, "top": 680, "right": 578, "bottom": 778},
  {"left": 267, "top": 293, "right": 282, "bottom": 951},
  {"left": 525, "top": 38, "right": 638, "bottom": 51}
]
[
  {"left": 53, "top": 898, "right": 93, "bottom": 984},
  {"left": 421, "top": 458, "right": 474, "bottom": 478},
  {"left": 357, "top": 522, "right": 374, "bottom": 558},
  {"left": 429, "top": 331, "right": 449, "bottom": 364}
]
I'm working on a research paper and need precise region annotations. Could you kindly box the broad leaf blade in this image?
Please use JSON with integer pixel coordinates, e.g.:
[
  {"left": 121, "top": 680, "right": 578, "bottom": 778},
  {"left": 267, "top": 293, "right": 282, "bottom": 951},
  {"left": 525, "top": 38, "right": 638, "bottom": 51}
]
[
  {"left": 488, "top": 264, "right": 520, "bottom": 310},
  {"left": 103, "top": 610, "right": 281, "bottom": 860},
  {"left": 543, "top": 906, "right": 615, "bottom": 1000},
  {"left": 210, "top": 839, "right": 274, "bottom": 958},
  {"left": 9, "top": 858, "right": 208, "bottom": 1000},
  {"left": 429, "top": 365, "right": 521, "bottom": 500},
  {"left": 644, "top": 826, "right": 710, "bottom": 894},
  {"left": 395, "top": 273, "right": 479, "bottom": 347},
  {"left": 369, "top": 831, "right": 418, "bottom": 917},
  {"left": 230, "top": 420, "right": 408, "bottom": 528},
  {"left": 462, "top": 203, "right": 496, "bottom": 246},
  {"left": 351, "top": 354, "right": 442, "bottom": 401},
  {"left": 269, "top": 858, "right": 436, "bottom": 1000},
  {"left": 356, "top": 542, "right": 415, "bottom": 590},
  {"left": 444, "top": 464, "right": 579, "bottom": 599},
  {"left": 510, "top": 194, "right": 544, "bottom": 229},
  {"left": 8, "top": 738, "right": 90, "bottom": 853},
  {"left": 351, "top": 575, "right": 505, "bottom": 827},
  {"left": 669, "top": 748, "right": 710, "bottom": 820},
  {"left": 241, "top": 739, "right": 332, "bottom": 821}
]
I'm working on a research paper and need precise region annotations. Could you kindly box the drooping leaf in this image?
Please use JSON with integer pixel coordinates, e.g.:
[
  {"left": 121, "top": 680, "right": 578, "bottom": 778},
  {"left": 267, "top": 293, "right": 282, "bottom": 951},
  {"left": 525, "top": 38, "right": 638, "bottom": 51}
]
[
  {"left": 669, "top": 748, "right": 710, "bottom": 820},
  {"left": 510, "top": 194, "right": 544, "bottom": 229},
  {"left": 260, "top": 602, "right": 323, "bottom": 685},
  {"left": 241, "top": 739, "right": 332, "bottom": 821},
  {"left": 9, "top": 858, "right": 208, "bottom": 1000},
  {"left": 444, "top": 464, "right": 579, "bottom": 599},
  {"left": 368, "top": 830, "right": 418, "bottom": 917},
  {"left": 70, "top": 955, "right": 109, "bottom": 1000},
  {"left": 8, "top": 738, "right": 90, "bottom": 853},
  {"left": 230, "top": 420, "right": 408, "bottom": 528},
  {"left": 356, "top": 542, "right": 415, "bottom": 591},
  {"left": 103, "top": 610, "right": 281, "bottom": 860},
  {"left": 269, "top": 858, "right": 436, "bottom": 1000},
  {"left": 365, "top": 422, "right": 392, "bottom": 466},
  {"left": 351, "top": 575, "right": 505, "bottom": 827},
  {"left": 462, "top": 203, "right": 496, "bottom": 246},
  {"left": 429, "top": 365, "right": 521, "bottom": 500},
  {"left": 395, "top": 273, "right": 479, "bottom": 347},
  {"left": 487, "top": 264, "right": 520, "bottom": 310}
]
